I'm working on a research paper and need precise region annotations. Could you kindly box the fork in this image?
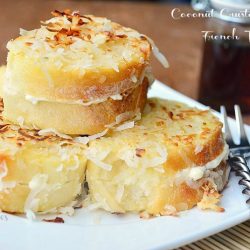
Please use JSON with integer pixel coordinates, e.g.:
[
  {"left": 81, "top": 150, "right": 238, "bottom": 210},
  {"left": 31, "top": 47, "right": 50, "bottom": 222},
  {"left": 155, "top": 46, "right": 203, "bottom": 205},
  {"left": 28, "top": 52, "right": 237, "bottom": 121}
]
[{"left": 220, "top": 105, "right": 250, "bottom": 204}]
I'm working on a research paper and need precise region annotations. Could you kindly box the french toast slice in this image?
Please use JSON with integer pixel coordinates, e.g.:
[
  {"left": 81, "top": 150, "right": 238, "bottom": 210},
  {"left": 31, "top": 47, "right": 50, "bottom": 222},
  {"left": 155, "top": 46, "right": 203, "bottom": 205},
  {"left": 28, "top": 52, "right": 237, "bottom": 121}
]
[
  {"left": 3, "top": 10, "right": 163, "bottom": 134},
  {"left": 0, "top": 98, "right": 87, "bottom": 215},
  {"left": 5, "top": 11, "right": 153, "bottom": 102},
  {"left": 86, "top": 98, "right": 229, "bottom": 215},
  {"left": 3, "top": 75, "right": 148, "bottom": 135}
]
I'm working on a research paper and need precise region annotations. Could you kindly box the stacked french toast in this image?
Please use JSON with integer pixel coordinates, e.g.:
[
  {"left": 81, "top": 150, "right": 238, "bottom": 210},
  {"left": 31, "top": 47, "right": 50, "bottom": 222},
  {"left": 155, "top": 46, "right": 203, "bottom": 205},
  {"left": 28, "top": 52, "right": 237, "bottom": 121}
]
[{"left": 0, "top": 10, "right": 229, "bottom": 218}]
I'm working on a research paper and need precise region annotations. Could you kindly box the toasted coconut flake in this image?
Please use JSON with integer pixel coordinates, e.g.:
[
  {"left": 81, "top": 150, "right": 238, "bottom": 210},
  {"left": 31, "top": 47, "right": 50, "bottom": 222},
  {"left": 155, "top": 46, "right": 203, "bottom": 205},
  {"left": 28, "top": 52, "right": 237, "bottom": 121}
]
[
  {"left": 168, "top": 111, "right": 174, "bottom": 120},
  {"left": 197, "top": 182, "right": 225, "bottom": 212},
  {"left": 116, "top": 34, "right": 128, "bottom": 38},
  {"left": 51, "top": 10, "right": 62, "bottom": 17},
  {"left": 9, "top": 10, "right": 168, "bottom": 73},
  {"left": 135, "top": 148, "right": 146, "bottom": 157},
  {"left": 25, "top": 42, "right": 33, "bottom": 46},
  {"left": 43, "top": 217, "right": 65, "bottom": 223}
]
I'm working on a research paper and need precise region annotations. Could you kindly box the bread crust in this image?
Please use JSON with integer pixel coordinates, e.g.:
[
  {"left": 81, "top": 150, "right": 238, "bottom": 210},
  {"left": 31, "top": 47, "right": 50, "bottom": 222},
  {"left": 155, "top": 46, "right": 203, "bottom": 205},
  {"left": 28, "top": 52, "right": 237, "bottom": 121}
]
[
  {"left": 148, "top": 161, "right": 228, "bottom": 214},
  {"left": 3, "top": 77, "right": 148, "bottom": 135},
  {"left": 6, "top": 53, "right": 148, "bottom": 101}
]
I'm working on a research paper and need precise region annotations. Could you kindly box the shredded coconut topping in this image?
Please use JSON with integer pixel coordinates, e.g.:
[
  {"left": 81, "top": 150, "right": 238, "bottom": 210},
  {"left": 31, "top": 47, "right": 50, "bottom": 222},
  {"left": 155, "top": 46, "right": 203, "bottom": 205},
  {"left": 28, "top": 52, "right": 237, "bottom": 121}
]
[
  {"left": 38, "top": 128, "right": 72, "bottom": 140},
  {"left": 7, "top": 9, "right": 163, "bottom": 73}
]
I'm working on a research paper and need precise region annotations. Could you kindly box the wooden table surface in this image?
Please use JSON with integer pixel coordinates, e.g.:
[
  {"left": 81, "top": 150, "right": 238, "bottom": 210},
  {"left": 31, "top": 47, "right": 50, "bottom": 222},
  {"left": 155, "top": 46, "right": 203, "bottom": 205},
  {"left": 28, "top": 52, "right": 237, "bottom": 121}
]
[{"left": 0, "top": 0, "right": 249, "bottom": 123}]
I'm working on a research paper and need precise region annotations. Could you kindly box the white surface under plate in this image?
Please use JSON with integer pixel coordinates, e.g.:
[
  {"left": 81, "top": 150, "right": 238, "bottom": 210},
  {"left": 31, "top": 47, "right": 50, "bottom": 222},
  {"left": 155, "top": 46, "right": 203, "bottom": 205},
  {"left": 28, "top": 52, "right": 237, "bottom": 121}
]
[{"left": 0, "top": 80, "right": 249, "bottom": 250}]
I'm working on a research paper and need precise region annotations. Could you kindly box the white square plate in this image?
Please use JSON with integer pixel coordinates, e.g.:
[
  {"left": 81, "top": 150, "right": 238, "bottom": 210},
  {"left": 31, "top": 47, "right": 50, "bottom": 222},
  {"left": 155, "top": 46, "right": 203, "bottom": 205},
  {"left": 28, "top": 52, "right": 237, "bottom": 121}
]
[{"left": 0, "top": 80, "right": 249, "bottom": 250}]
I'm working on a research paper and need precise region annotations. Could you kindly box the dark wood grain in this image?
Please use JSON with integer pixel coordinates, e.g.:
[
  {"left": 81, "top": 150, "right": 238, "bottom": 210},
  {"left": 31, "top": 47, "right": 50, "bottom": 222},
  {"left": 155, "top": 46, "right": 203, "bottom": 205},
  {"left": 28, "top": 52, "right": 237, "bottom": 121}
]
[{"left": 1, "top": 1, "right": 249, "bottom": 123}]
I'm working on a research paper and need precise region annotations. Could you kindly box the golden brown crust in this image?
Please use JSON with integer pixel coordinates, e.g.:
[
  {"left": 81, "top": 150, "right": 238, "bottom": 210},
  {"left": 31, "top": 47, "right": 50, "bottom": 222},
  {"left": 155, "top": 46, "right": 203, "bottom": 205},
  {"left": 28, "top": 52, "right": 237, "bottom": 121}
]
[
  {"left": 149, "top": 161, "right": 228, "bottom": 214},
  {"left": 164, "top": 129, "right": 224, "bottom": 172},
  {"left": 3, "top": 77, "right": 148, "bottom": 135},
  {"left": 147, "top": 99, "right": 224, "bottom": 171}
]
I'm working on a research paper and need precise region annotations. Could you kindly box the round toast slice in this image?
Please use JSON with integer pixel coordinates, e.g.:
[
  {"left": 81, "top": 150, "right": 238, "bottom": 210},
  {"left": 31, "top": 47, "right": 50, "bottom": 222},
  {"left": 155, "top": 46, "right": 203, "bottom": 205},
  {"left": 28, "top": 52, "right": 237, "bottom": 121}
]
[
  {"left": 5, "top": 10, "right": 153, "bottom": 102},
  {"left": 0, "top": 98, "right": 87, "bottom": 215},
  {"left": 3, "top": 10, "right": 156, "bottom": 134},
  {"left": 86, "top": 98, "right": 229, "bottom": 215},
  {"left": 3, "top": 75, "right": 148, "bottom": 135}
]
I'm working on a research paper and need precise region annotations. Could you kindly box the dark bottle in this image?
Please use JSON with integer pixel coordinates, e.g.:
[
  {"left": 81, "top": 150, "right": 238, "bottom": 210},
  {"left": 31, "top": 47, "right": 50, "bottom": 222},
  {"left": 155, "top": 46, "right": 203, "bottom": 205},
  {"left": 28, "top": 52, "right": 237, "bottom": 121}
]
[{"left": 192, "top": 0, "right": 250, "bottom": 113}]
